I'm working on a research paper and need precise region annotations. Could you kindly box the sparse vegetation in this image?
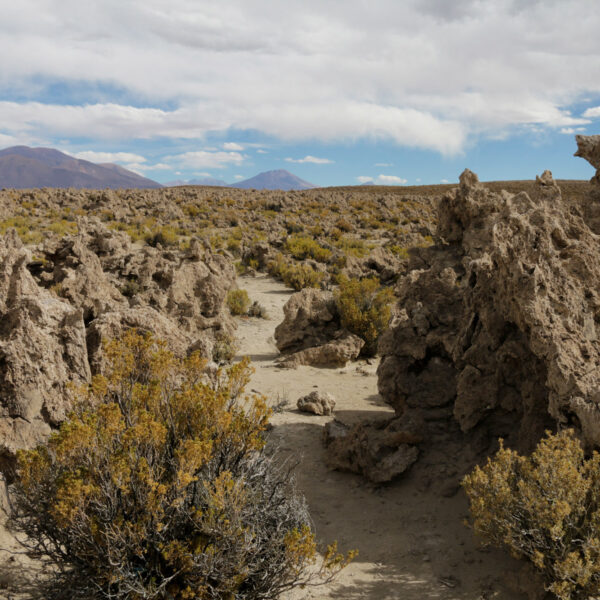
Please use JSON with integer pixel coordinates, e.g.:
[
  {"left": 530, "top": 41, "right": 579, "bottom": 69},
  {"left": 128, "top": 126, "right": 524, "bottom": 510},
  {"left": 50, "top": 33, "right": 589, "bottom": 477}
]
[
  {"left": 10, "top": 331, "right": 355, "bottom": 600},
  {"left": 334, "top": 276, "right": 394, "bottom": 356},
  {"left": 463, "top": 430, "right": 600, "bottom": 600},
  {"left": 226, "top": 288, "right": 250, "bottom": 315}
]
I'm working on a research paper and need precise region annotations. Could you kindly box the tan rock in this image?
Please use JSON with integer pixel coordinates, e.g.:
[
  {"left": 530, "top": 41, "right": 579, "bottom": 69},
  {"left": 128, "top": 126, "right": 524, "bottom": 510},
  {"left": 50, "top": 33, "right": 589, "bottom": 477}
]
[
  {"left": 277, "top": 331, "right": 364, "bottom": 368},
  {"left": 323, "top": 418, "right": 420, "bottom": 483},
  {"left": 0, "top": 229, "right": 90, "bottom": 476},
  {"left": 377, "top": 157, "right": 600, "bottom": 457},
  {"left": 297, "top": 391, "right": 336, "bottom": 416},
  {"left": 274, "top": 288, "right": 339, "bottom": 353}
]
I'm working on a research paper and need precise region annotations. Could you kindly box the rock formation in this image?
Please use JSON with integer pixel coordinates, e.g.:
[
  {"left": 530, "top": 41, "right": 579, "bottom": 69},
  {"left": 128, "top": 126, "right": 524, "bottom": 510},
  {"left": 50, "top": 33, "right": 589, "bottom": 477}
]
[
  {"left": 376, "top": 141, "right": 600, "bottom": 464},
  {"left": 323, "top": 418, "right": 420, "bottom": 483},
  {"left": 277, "top": 331, "right": 363, "bottom": 368},
  {"left": 0, "top": 220, "right": 237, "bottom": 479},
  {"left": 297, "top": 391, "right": 336, "bottom": 416},
  {"left": 325, "top": 136, "right": 600, "bottom": 482},
  {"left": 575, "top": 134, "right": 600, "bottom": 231},
  {"left": 274, "top": 288, "right": 363, "bottom": 367},
  {"left": 0, "top": 230, "right": 90, "bottom": 476}
]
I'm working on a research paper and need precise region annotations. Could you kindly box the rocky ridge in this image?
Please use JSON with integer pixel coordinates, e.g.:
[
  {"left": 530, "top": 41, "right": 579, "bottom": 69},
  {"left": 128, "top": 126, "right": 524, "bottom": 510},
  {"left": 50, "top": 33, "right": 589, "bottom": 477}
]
[{"left": 0, "top": 219, "right": 235, "bottom": 479}]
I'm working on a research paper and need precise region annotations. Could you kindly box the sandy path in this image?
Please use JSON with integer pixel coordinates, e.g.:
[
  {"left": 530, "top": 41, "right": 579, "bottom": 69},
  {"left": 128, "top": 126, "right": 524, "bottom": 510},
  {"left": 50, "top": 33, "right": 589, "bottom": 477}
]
[{"left": 235, "top": 274, "right": 527, "bottom": 600}]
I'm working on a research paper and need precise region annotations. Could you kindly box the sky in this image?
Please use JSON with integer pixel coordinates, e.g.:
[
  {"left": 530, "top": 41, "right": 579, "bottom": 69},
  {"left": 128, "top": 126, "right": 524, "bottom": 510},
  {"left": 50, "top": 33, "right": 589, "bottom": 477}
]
[{"left": 0, "top": 0, "right": 599, "bottom": 187}]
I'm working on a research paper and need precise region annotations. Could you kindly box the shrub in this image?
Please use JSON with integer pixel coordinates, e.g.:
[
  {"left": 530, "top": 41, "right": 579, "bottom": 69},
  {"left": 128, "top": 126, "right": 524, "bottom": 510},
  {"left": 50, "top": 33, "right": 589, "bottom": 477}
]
[
  {"left": 267, "top": 253, "right": 324, "bottom": 291},
  {"left": 462, "top": 430, "right": 600, "bottom": 600},
  {"left": 10, "top": 331, "right": 355, "bottom": 600},
  {"left": 211, "top": 330, "right": 239, "bottom": 364},
  {"left": 144, "top": 225, "right": 179, "bottom": 247},
  {"left": 285, "top": 235, "right": 331, "bottom": 263},
  {"left": 226, "top": 288, "right": 250, "bottom": 315},
  {"left": 334, "top": 277, "right": 394, "bottom": 357},
  {"left": 280, "top": 263, "right": 324, "bottom": 291}
]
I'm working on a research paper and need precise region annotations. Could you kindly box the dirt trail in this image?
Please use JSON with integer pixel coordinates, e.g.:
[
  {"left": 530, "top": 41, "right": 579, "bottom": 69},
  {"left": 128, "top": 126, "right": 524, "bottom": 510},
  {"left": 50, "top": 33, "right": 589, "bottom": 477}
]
[{"left": 235, "top": 274, "right": 527, "bottom": 600}]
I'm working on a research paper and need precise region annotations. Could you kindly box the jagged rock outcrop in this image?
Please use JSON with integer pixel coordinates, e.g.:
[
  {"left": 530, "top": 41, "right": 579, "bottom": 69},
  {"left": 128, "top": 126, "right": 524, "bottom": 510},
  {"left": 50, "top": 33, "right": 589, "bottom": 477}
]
[
  {"left": 575, "top": 134, "right": 600, "bottom": 232},
  {"left": 377, "top": 158, "right": 600, "bottom": 461},
  {"left": 0, "top": 230, "right": 90, "bottom": 476},
  {"left": 0, "top": 219, "right": 237, "bottom": 480},
  {"left": 37, "top": 225, "right": 127, "bottom": 321},
  {"left": 86, "top": 307, "right": 196, "bottom": 374},
  {"left": 297, "top": 391, "right": 336, "bottom": 416}
]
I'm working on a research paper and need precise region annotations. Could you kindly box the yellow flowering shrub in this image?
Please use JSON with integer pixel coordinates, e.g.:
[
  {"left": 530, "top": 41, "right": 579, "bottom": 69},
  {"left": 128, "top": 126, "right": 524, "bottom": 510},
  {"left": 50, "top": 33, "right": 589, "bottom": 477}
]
[
  {"left": 226, "top": 288, "right": 250, "bottom": 315},
  {"left": 334, "top": 277, "right": 394, "bottom": 356},
  {"left": 463, "top": 430, "right": 600, "bottom": 600},
  {"left": 11, "top": 331, "right": 355, "bottom": 600}
]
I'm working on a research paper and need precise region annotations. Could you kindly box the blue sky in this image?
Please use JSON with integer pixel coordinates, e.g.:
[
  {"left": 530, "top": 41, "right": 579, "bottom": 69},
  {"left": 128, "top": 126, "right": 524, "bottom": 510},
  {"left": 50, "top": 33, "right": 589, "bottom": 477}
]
[{"left": 1, "top": 0, "right": 599, "bottom": 186}]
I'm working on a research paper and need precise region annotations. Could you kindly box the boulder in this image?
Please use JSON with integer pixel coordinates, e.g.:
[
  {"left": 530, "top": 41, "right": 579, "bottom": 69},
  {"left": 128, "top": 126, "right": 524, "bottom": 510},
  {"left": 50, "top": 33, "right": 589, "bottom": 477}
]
[
  {"left": 297, "top": 391, "right": 336, "bottom": 416},
  {"left": 377, "top": 158, "right": 600, "bottom": 462},
  {"left": 277, "top": 331, "right": 364, "bottom": 368},
  {"left": 0, "top": 230, "right": 90, "bottom": 476},
  {"left": 274, "top": 288, "right": 340, "bottom": 353},
  {"left": 323, "top": 418, "right": 420, "bottom": 483}
]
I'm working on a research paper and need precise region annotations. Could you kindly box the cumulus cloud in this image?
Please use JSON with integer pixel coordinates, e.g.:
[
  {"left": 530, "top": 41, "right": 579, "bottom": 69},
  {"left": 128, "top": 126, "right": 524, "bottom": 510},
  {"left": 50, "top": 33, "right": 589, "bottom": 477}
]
[
  {"left": 583, "top": 107, "right": 600, "bottom": 118},
  {"left": 559, "top": 127, "right": 586, "bottom": 135},
  {"left": 233, "top": 174, "right": 243, "bottom": 179},
  {"left": 164, "top": 150, "right": 245, "bottom": 169},
  {"left": 376, "top": 174, "right": 407, "bottom": 185},
  {"left": 71, "top": 150, "right": 148, "bottom": 163},
  {"left": 356, "top": 174, "right": 407, "bottom": 185},
  {"left": 223, "top": 142, "right": 244, "bottom": 150},
  {"left": 285, "top": 155, "right": 334, "bottom": 164},
  {"left": 0, "top": 1, "right": 599, "bottom": 154}
]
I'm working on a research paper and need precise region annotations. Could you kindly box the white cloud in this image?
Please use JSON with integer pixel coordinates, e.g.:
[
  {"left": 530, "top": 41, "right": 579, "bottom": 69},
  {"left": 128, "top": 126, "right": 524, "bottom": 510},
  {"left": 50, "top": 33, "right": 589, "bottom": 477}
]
[
  {"left": 165, "top": 150, "right": 245, "bottom": 169},
  {"left": 0, "top": 1, "right": 599, "bottom": 153},
  {"left": 559, "top": 127, "right": 586, "bottom": 135},
  {"left": 285, "top": 155, "right": 334, "bottom": 164},
  {"left": 256, "top": 149, "right": 268, "bottom": 154},
  {"left": 441, "top": 179, "right": 449, "bottom": 183},
  {"left": 234, "top": 174, "right": 243, "bottom": 180},
  {"left": 375, "top": 162, "right": 393, "bottom": 167},
  {"left": 357, "top": 174, "right": 407, "bottom": 185},
  {"left": 124, "top": 162, "right": 171, "bottom": 172},
  {"left": 583, "top": 107, "right": 600, "bottom": 118},
  {"left": 223, "top": 142, "right": 244, "bottom": 150},
  {"left": 71, "top": 150, "right": 148, "bottom": 164},
  {"left": 376, "top": 174, "right": 407, "bottom": 185}
]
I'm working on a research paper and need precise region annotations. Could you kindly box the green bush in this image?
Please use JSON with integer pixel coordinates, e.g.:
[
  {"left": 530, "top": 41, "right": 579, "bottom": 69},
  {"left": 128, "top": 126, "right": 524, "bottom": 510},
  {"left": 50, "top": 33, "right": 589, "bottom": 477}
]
[
  {"left": 144, "top": 225, "right": 179, "bottom": 247},
  {"left": 226, "top": 288, "right": 250, "bottom": 315},
  {"left": 334, "top": 277, "right": 394, "bottom": 357},
  {"left": 10, "top": 331, "right": 355, "bottom": 600},
  {"left": 285, "top": 235, "right": 331, "bottom": 263},
  {"left": 463, "top": 430, "right": 600, "bottom": 600},
  {"left": 267, "top": 253, "right": 324, "bottom": 291}
]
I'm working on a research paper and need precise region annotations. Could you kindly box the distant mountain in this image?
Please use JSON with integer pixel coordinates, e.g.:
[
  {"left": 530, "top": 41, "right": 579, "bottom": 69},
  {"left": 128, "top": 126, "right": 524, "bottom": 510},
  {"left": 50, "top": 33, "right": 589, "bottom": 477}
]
[
  {"left": 165, "top": 177, "right": 229, "bottom": 187},
  {"left": 0, "top": 146, "right": 162, "bottom": 189},
  {"left": 232, "top": 169, "right": 316, "bottom": 191},
  {"left": 360, "top": 181, "right": 375, "bottom": 186}
]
